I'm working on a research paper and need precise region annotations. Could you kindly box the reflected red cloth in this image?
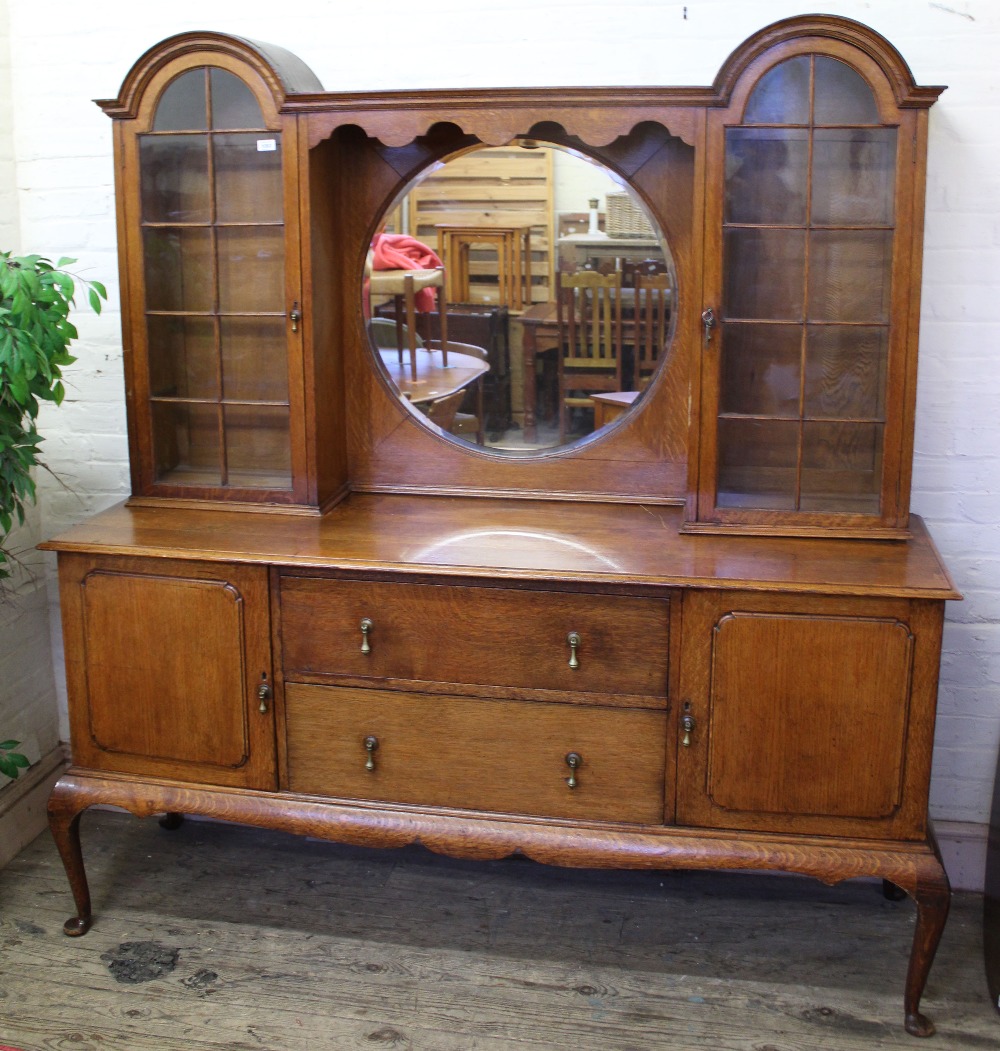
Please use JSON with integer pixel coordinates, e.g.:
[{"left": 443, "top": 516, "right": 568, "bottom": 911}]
[{"left": 371, "top": 234, "right": 442, "bottom": 311}]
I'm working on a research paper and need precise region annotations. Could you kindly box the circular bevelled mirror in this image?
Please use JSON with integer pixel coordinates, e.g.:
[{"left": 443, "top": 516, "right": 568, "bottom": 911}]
[{"left": 364, "top": 140, "right": 677, "bottom": 456}]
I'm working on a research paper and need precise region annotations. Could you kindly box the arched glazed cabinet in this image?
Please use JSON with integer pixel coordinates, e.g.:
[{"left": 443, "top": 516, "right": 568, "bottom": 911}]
[{"left": 43, "top": 18, "right": 959, "bottom": 1037}]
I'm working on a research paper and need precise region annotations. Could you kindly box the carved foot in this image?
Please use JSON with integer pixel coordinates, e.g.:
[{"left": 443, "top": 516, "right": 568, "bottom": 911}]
[
  {"left": 63, "top": 915, "right": 93, "bottom": 937},
  {"left": 158, "top": 812, "right": 184, "bottom": 831},
  {"left": 904, "top": 1011, "right": 935, "bottom": 1038}
]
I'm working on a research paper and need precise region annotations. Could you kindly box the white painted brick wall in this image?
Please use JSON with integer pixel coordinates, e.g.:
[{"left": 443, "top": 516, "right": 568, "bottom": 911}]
[
  {"left": 0, "top": 0, "right": 60, "bottom": 776},
  {"left": 5, "top": 0, "right": 999, "bottom": 829}
]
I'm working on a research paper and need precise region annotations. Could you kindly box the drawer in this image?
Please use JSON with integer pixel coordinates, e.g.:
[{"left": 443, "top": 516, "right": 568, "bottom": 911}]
[
  {"left": 284, "top": 683, "right": 667, "bottom": 824},
  {"left": 280, "top": 577, "right": 669, "bottom": 704}
]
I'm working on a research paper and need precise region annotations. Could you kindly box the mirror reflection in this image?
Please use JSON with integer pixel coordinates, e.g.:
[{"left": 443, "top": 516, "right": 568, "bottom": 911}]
[{"left": 364, "top": 141, "right": 677, "bottom": 454}]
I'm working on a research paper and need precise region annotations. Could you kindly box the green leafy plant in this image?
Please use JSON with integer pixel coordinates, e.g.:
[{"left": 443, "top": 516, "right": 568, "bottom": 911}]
[
  {"left": 0, "top": 251, "right": 106, "bottom": 578},
  {"left": 0, "top": 739, "right": 29, "bottom": 780}
]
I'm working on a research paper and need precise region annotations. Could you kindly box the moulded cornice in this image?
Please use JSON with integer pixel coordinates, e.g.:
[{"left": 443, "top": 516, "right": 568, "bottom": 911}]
[
  {"left": 712, "top": 14, "right": 946, "bottom": 108},
  {"left": 95, "top": 31, "right": 323, "bottom": 119}
]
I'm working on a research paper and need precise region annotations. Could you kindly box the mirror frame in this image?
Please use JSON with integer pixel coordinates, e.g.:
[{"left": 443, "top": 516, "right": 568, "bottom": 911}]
[{"left": 303, "top": 105, "right": 699, "bottom": 504}]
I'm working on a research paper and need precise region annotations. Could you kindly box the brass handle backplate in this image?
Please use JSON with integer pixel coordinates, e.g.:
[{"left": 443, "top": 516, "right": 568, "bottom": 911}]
[
  {"left": 567, "top": 631, "right": 581, "bottom": 670},
  {"left": 565, "top": 751, "right": 582, "bottom": 789},
  {"left": 360, "top": 618, "right": 373, "bottom": 655},
  {"left": 257, "top": 682, "right": 272, "bottom": 713},
  {"left": 364, "top": 735, "right": 379, "bottom": 771}
]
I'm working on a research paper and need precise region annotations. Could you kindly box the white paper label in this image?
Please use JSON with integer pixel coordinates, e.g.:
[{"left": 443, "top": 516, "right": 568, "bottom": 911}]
[{"left": 257, "top": 139, "right": 277, "bottom": 152}]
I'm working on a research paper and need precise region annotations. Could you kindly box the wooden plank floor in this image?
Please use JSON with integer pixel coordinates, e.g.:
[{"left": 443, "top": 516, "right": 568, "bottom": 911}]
[{"left": 1, "top": 810, "right": 997, "bottom": 1050}]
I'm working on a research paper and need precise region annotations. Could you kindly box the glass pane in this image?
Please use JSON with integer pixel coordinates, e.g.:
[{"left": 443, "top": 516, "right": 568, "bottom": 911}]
[
  {"left": 804, "top": 325, "right": 888, "bottom": 420},
  {"left": 724, "top": 229, "right": 806, "bottom": 320},
  {"left": 210, "top": 68, "right": 265, "bottom": 130},
  {"left": 808, "top": 230, "right": 892, "bottom": 323},
  {"left": 224, "top": 405, "right": 292, "bottom": 489},
  {"left": 143, "top": 228, "right": 214, "bottom": 312},
  {"left": 800, "top": 421, "right": 882, "bottom": 513},
  {"left": 214, "top": 133, "right": 283, "bottom": 223},
  {"left": 217, "top": 227, "right": 284, "bottom": 312},
  {"left": 717, "top": 418, "right": 799, "bottom": 509},
  {"left": 814, "top": 57, "right": 880, "bottom": 124},
  {"left": 147, "top": 315, "right": 218, "bottom": 399},
  {"left": 725, "top": 129, "right": 808, "bottom": 225},
  {"left": 720, "top": 323, "right": 801, "bottom": 417},
  {"left": 140, "top": 135, "right": 210, "bottom": 223},
  {"left": 743, "top": 56, "right": 810, "bottom": 124},
  {"left": 812, "top": 129, "right": 896, "bottom": 226},
  {"left": 152, "top": 69, "right": 207, "bottom": 131},
  {"left": 221, "top": 317, "right": 289, "bottom": 402},
  {"left": 152, "top": 402, "right": 221, "bottom": 485}
]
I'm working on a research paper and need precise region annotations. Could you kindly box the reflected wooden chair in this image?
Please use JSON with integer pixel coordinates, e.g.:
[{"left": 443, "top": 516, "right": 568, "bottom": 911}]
[
  {"left": 556, "top": 270, "right": 623, "bottom": 438},
  {"left": 634, "top": 271, "right": 672, "bottom": 388},
  {"left": 369, "top": 318, "right": 486, "bottom": 444}
]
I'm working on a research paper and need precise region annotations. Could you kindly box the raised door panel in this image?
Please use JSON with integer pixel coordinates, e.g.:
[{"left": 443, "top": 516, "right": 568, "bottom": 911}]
[
  {"left": 284, "top": 683, "right": 666, "bottom": 823},
  {"left": 59, "top": 554, "right": 276, "bottom": 789},
  {"left": 676, "top": 590, "right": 943, "bottom": 839}
]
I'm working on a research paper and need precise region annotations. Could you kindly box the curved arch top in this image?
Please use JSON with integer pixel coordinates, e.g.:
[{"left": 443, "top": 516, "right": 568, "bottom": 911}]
[
  {"left": 713, "top": 14, "right": 945, "bottom": 109},
  {"left": 96, "top": 31, "right": 324, "bottom": 118}
]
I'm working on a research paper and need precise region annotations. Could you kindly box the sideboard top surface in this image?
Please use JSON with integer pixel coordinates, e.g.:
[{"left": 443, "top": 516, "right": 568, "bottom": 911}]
[{"left": 41, "top": 495, "right": 959, "bottom": 600}]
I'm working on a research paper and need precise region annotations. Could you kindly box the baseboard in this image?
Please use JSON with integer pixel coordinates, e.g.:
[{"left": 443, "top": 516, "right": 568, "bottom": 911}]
[
  {"left": 0, "top": 744, "right": 70, "bottom": 870},
  {"left": 935, "top": 819, "right": 989, "bottom": 892}
]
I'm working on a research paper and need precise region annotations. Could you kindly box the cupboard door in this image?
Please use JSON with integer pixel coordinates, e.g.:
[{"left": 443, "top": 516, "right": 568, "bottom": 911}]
[
  {"left": 676, "top": 591, "right": 943, "bottom": 839},
  {"left": 691, "top": 37, "right": 935, "bottom": 537},
  {"left": 122, "top": 56, "right": 309, "bottom": 505},
  {"left": 59, "top": 554, "right": 276, "bottom": 789}
]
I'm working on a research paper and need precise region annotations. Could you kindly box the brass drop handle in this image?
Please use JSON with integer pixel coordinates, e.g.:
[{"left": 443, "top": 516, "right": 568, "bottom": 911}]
[
  {"left": 360, "top": 618, "right": 373, "bottom": 655},
  {"left": 681, "top": 713, "right": 696, "bottom": 748},
  {"left": 701, "top": 306, "right": 716, "bottom": 347},
  {"left": 257, "top": 682, "right": 271, "bottom": 713},
  {"left": 289, "top": 301, "right": 301, "bottom": 334},
  {"left": 364, "top": 735, "right": 379, "bottom": 772},
  {"left": 567, "top": 631, "right": 581, "bottom": 669},
  {"left": 565, "top": 751, "right": 582, "bottom": 789}
]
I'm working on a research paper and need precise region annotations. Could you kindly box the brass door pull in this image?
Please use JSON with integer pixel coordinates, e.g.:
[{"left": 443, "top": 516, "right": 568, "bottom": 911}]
[
  {"left": 364, "top": 735, "right": 379, "bottom": 771},
  {"left": 565, "top": 751, "right": 582, "bottom": 788},
  {"left": 567, "top": 631, "right": 581, "bottom": 669},
  {"left": 681, "top": 713, "right": 695, "bottom": 748},
  {"left": 289, "top": 301, "right": 301, "bottom": 333},
  {"left": 360, "top": 618, "right": 373, "bottom": 655},
  {"left": 257, "top": 683, "right": 271, "bottom": 713}
]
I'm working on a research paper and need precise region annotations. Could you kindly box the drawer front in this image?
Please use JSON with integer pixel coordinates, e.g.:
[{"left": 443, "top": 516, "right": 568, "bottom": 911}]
[
  {"left": 285, "top": 683, "right": 666, "bottom": 824},
  {"left": 280, "top": 577, "right": 669, "bottom": 703}
]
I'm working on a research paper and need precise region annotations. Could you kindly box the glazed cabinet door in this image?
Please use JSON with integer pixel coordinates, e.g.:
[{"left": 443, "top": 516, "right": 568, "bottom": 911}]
[
  {"left": 115, "top": 48, "right": 310, "bottom": 505},
  {"left": 690, "top": 31, "right": 939, "bottom": 537},
  {"left": 675, "top": 590, "right": 944, "bottom": 839},
  {"left": 58, "top": 554, "right": 276, "bottom": 789}
]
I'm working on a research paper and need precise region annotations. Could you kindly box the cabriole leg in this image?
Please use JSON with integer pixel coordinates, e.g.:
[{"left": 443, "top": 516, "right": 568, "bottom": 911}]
[
  {"left": 47, "top": 780, "right": 93, "bottom": 936},
  {"left": 903, "top": 865, "right": 952, "bottom": 1037}
]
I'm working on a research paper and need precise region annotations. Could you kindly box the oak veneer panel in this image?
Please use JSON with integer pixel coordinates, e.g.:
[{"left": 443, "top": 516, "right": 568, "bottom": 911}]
[
  {"left": 705, "top": 612, "right": 911, "bottom": 817},
  {"left": 59, "top": 554, "right": 276, "bottom": 789},
  {"left": 284, "top": 683, "right": 666, "bottom": 823},
  {"left": 280, "top": 576, "right": 669, "bottom": 704}
]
